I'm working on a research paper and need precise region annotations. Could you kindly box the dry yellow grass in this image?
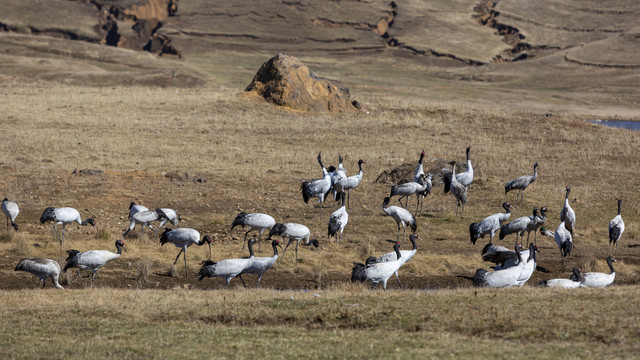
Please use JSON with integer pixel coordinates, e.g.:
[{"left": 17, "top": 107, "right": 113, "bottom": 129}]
[
  {"left": 1, "top": 78, "right": 639, "bottom": 289},
  {"left": 0, "top": 77, "right": 639, "bottom": 357}
]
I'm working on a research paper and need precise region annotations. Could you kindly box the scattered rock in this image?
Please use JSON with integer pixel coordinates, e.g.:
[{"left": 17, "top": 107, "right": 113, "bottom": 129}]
[
  {"left": 245, "top": 53, "right": 360, "bottom": 113},
  {"left": 72, "top": 168, "right": 103, "bottom": 176}
]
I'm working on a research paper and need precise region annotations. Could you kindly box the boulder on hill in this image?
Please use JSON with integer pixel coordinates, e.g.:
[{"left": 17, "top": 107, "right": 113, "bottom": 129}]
[{"left": 245, "top": 53, "right": 360, "bottom": 113}]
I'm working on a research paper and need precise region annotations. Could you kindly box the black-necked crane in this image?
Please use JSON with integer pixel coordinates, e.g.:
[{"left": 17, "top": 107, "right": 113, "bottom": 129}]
[
  {"left": 343, "top": 159, "right": 365, "bottom": 208},
  {"left": 530, "top": 206, "right": 548, "bottom": 245},
  {"left": 14, "top": 258, "right": 64, "bottom": 289},
  {"left": 417, "top": 174, "right": 433, "bottom": 215},
  {"left": 239, "top": 239, "right": 282, "bottom": 287},
  {"left": 471, "top": 244, "right": 524, "bottom": 288},
  {"left": 197, "top": 238, "right": 256, "bottom": 287},
  {"left": 331, "top": 154, "right": 348, "bottom": 202},
  {"left": 158, "top": 208, "right": 181, "bottom": 229},
  {"left": 382, "top": 197, "right": 417, "bottom": 243},
  {"left": 482, "top": 242, "right": 535, "bottom": 270},
  {"left": 560, "top": 186, "right": 576, "bottom": 235},
  {"left": 301, "top": 153, "right": 332, "bottom": 218},
  {"left": 505, "top": 162, "right": 538, "bottom": 206},
  {"left": 390, "top": 173, "right": 429, "bottom": 214},
  {"left": 160, "top": 228, "right": 212, "bottom": 277},
  {"left": 499, "top": 208, "right": 537, "bottom": 247},
  {"left": 328, "top": 196, "right": 348, "bottom": 246},
  {"left": 413, "top": 149, "right": 425, "bottom": 183},
  {"left": 231, "top": 211, "right": 276, "bottom": 251},
  {"left": 540, "top": 267, "right": 583, "bottom": 288},
  {"left": 2, "top": 198, "right": 19, "bottom": 231},
  {"left": 363, "top": 241, "right": 404, "bottom": 289},
  {"left": 469, "top": 201, "right": 513, "bottom": 245},
  {"left": 122, "top": 208, "right": 170, "bottom": 238},
  {"left": 40, "top": 207, "right": 95, "bottom": 246},
  {"left": 443, "top": 146, "right": 473, "bottom": 192},
  {"left": 351, "top": 256, "right": 379, "bottom": 282},
  {"left": 514, "top": 242, "right": 537, "bottom": 287},
  {"left": 63, "top": 240, "right": 127, "bottom": 288},
  {"left": 581, "top": 256, "right": 616, "bottom": 288},
  {"left": 554, "top": 220, "right": 573, "bottom": 272},
  {"left": 128, "top": 202, "right": 149, "bottom": 232},
  {"left": 448, "top": 161, "right": 467, "bottom": 218},
  {"left": 376, "top": 233, "right": 420, "bottom": 285},
  {"left": 128, "top": 202, "right": 148, "bottom": 219},
  {"left": 609, "top": 199, "right": 625, "bottom": 256},
  {"left": 268, "top": 222, "right": 319, "bottom": 264}
]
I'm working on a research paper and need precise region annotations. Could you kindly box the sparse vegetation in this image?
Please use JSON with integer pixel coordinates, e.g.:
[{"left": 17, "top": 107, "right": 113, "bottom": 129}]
[{"left": 0, "top": 0, "right": 639, "bottom": 355}]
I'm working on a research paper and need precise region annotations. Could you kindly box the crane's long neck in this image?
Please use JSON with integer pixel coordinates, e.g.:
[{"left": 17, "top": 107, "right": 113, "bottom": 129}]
[
  {"left": 607, "top": 258, "right": 615, "bottom": 273},
  {"left": 382, "top": 200, "right": 391, "bottom": 214},
  {"left": 394, "top": 245, "right": 401, "bottom": 259},
  {"left": 272, "top": 243, "right": 279, "bottom": 257},
  {"left": 466, "top": 149, "right": 473, "bottom": 175},
  {"left": 248, "top": 241, "right": 255, "bottom": 259},
  {"left": 617, "top": 200, "right": 622, "bottom": 216},
  {"left": 410, "top": 237, "right": 417, "bottom": 251}
]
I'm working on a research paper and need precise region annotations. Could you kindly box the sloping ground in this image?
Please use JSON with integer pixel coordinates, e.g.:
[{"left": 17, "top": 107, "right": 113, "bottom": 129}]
[
  {"left": 0, "top": 33, "right": 205, "bottom": 86},
  {"left": 495, "top": 0, "right": 640, "bottom": 64},
  {"left": 158, "top": 0, "right": 390, "bottom": 53},
  {"left": 0, "top": 0, "right": 102, "bottom": 41},
  {"left": 0, "top": 0, "right": 639, "bottom": 117},
  {"left": 387, "top": 0, "right": 511, "bottom": 64},
  {"left": 565, "top": 27, "right": 640, "bottom": 68}
]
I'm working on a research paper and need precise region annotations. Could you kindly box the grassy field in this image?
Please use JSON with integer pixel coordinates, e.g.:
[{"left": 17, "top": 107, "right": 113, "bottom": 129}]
[
  {"left": 1, "top": 77, "right": 640, "bottom": 357},
  {"left": 1, "top": 287, "right": 639, "bottom": 358}
]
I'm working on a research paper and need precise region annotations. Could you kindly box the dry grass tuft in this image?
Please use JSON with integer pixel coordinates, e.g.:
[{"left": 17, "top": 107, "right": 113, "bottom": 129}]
[
  {"left": 136, "top": 260, "right": 152, "bottom": 288},
  {"left": 0, "top": 231, "right": 15, "bottom": 243},
  {"left": 10, "top": 234, "right": 31, "bottom": 257},
  {"left": 94, "top": 226, "right": 112, "bottom": 242}
]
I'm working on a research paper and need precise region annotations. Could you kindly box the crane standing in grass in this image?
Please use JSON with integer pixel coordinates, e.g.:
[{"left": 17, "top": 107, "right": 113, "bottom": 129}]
[
  {"left": 609, "top": 199, "right": 625, "bottom": 256},
  {"left": 469, "top": 202, "right": 513, "bottom": 245},
  {"left": 554, "top": 220, "right": 573, "bottom": 272},
  {"left": 389, "top": 173, "right": 429, "bottom": 214},
  {"left": 2, "top": 198, "right": 19, "bottom": 231},
  {"left": 505, "top": 162, "right": 539, "bottom": 206},
  {"left": 382, "top": 197, "right": 417, "bottom": 243},
  {"left": 328, "top": 195, "right": 348, "bottom": 246},
  {"left": 560, "top": 186, "right": 576, "bottom": 235},
  {"left": 499, "top": 208, "right": 537, "bottom": 247},
  {"left": 122, "top": 208, "right": 169, "bottom": 238},
  {"left": 343, "top": 159, "right": 365, "bottom": 208},
  {"left": 14, "top": 258, "right": 64, "bottom": 289},
  {"left": 40, "top": 206, "right": 95, "bottom": 246},
  {"left": 360, "top": 241, "right": 404, "bottom": 289},
  {"left": 160, "top": 228, "right": 212, "bottom": 277},
  {"left": 63, "top": 240, "right": 127, "bottom": 288},
  {"left": 443, "top": 146, "right": 473, "bottom": 192},
  {"left": 197, "top": 239, "right": 256, "bottom": 287},
  {"left": 239, "top": 239, "right": 281, "bottom": 287},
  {"left": 268, "top": 223, "right": 319, "bottom": 264},
  {"left": 230, "top": 211, "right": 276, "bottom": 251},
  {"left": 448, "top": 161, "right": 467, "bottom": 218},
  {"left": 376, "top": 233, "right": 420, "bottom": 286},
  {"left": 301, "top": 153, "right": 332, "bottom": 218}
]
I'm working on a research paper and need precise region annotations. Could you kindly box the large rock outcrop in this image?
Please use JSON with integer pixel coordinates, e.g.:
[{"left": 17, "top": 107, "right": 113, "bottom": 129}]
[{"left": 245, "top": 54, "right": 360, "bottom": 113}]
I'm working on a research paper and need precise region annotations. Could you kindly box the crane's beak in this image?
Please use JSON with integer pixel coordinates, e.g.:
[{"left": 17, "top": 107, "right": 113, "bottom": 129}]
[
  {"left": 123, "top": 244, "right": 128, "bottom": 252},
  {"left": 208, "top": 242, "right": 212, "bottom": 259}
]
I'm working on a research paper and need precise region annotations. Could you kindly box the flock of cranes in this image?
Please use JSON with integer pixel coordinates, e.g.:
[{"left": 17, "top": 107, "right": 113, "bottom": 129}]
[{"left": 2, "top": 145, "right": 627, "bottom": 290}]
